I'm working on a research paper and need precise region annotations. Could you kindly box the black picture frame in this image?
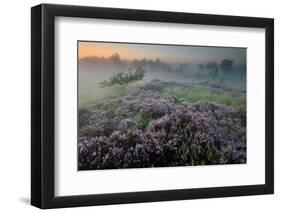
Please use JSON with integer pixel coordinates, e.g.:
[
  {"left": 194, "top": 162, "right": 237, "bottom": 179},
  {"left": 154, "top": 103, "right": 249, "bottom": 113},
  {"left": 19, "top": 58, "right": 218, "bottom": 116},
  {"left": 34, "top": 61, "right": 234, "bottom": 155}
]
[{"left": 31, "top": 3, "right": 274, "bottom": 209}]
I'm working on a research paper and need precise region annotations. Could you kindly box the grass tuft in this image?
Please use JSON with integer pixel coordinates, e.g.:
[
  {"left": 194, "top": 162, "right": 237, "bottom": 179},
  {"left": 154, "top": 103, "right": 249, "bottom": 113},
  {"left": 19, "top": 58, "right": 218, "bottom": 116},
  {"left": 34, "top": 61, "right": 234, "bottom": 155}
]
[{"left": 132, "top": 115, "right": 149, "bottom": 130}]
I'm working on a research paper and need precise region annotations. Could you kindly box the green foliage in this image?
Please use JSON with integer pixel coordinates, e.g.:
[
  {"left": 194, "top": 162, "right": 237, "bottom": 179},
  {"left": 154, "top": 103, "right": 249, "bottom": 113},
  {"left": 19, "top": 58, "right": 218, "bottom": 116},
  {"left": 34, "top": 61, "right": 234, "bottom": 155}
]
[
  {"left": 100, "top": 66, "right": 145, "bottom": 88},
  {"left": 132, "top": 115, "right": 149, "bottom": 130}
]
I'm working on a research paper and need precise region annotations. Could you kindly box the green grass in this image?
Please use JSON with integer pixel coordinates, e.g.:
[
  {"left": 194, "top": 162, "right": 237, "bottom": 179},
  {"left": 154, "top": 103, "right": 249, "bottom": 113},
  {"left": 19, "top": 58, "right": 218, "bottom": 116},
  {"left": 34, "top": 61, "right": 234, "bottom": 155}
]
[
  {"left": 161, "top": 85, "right": 246, "bottom": 107},
  {"left": 132, "top": 115, "right": 149, "bottom": 130},
  {"left": 79, "top": 86, "right": 128, "bottom": 109}
]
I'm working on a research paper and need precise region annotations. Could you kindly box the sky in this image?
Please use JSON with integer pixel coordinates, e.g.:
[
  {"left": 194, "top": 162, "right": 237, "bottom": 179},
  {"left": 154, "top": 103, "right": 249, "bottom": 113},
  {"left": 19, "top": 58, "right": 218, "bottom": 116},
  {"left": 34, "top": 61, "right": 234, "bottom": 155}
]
[{"left": 78, "top": 41, "right": 246, "bottom": 65}]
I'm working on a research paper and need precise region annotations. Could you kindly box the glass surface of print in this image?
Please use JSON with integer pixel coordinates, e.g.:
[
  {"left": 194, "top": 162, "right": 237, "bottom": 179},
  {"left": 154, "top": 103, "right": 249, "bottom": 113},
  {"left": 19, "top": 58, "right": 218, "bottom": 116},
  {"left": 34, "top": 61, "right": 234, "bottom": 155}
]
[{"left": 78, "top": 41, "right": 246, "bottom": 171}]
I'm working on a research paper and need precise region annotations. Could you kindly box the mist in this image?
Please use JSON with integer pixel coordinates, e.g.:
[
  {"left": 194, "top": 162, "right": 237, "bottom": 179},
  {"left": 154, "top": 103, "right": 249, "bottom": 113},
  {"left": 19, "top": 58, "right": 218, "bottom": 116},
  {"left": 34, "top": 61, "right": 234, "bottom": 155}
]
[{"left": 79, "top": 53, "right": 246, "bottom": 106}]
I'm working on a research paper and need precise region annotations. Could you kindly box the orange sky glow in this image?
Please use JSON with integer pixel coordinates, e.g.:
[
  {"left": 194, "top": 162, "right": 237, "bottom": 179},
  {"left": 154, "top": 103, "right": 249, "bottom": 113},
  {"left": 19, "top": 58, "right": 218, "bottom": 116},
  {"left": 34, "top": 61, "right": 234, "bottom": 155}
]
[
  {"left": 78, "top": 42, "right": 144, "bottom": 60},
  {"left": 78, "top": 41, "right": 247, "bottom": 64}
]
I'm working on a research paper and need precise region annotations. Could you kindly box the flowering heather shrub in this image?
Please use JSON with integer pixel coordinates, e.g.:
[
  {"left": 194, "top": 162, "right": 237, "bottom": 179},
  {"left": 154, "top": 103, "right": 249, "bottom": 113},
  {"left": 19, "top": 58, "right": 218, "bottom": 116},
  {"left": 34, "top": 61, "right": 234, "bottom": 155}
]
[
  {"left": 140, "top": 99, "right": 171, "bottom": 120},
  {"left": 147, "top": 111, "right": 228, "bottom": 165},
  {"left": 78, "top": 80, "right": 246, "bottom": 170},
  {"left": 79, "top": 109, "right": 242, "bottom": 170},
  {"left": 189, "top": 102, "right": 246, "bottom": 163}
]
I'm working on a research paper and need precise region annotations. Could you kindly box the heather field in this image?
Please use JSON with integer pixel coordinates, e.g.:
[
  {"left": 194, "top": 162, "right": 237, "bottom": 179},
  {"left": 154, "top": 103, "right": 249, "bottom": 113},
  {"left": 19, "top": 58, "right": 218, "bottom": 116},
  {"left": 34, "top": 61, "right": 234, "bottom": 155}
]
[
  {"left": 78, "top": 55, "right": 246, "bottom": 170},
  {"left": 78, "top": 42, "right": 246, "bottom": 170}
]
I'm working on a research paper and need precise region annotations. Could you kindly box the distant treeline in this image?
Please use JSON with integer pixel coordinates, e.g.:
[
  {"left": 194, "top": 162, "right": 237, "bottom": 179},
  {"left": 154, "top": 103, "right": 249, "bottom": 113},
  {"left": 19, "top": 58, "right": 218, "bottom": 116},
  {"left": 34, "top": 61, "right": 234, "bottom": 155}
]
[{"left": 80, "top": 52, "right": 245, "bottom": 73}]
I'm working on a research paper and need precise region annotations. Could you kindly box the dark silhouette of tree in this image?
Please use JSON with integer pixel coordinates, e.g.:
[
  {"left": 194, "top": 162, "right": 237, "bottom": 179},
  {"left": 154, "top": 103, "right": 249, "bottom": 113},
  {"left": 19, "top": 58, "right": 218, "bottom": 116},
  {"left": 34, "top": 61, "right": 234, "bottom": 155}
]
[
  {"left": 155, "top": 58, "right": 161, "bottom": 64},
  {"left": 109, "top": 52, "right": 121, "bottom": 64},
  {"left": 220, "top": 59, "right": 233, "bottom": 71}
]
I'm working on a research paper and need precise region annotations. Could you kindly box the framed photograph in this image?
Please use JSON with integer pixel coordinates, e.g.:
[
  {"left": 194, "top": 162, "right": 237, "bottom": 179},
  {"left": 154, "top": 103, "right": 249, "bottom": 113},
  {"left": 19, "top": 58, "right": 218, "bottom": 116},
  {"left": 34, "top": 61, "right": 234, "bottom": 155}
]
[{"left": 31, "top": 3, "right": 274, "bottom": 209}]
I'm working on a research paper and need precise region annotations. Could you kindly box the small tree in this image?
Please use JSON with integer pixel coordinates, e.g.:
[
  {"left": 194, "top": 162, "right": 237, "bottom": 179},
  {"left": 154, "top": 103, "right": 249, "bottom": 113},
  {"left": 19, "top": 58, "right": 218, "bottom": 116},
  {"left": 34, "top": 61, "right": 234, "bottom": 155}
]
[
  {"left": 100, "top": 66, "right": 145, "bottom": 88},
  {"left": 220, "top": 59, "right": 233, "bottom": 71},
  {"left": 109, "top": 52, "right": 121, "bottom": 64}
]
